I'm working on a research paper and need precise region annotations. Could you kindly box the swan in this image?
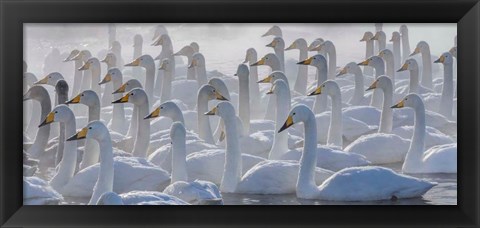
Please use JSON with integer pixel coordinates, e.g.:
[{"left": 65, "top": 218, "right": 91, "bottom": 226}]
[
  {"left": 308, "top": 38, "right": 325, "bottom": 53},
  {"left": 190, "top": 42, "right": 200, "bottom": 53},
  {"left": 378, "top": 49, "right": 396, "bottom": 86},
  {"left": 336, "top": 62, "right": 371, "bottom": 106},
  {"left": 23, "top": 86, "right": 51, "bottom": 159},
  {"left": 278, "top": 104, "right": 435, "bottom": 201},
  {"left": 157, "top": 58, "right": 175, "bottom": 104},
  {"left": 286, "top": 38, "right": 309, "bottom": 95},
  {"left": 410, "top": 41, "right": 433, "bottom": 89},
  {"left": 297, "top": 54, "right": 328, "bottom": 113},
  {"left": 33, "top": 72, "right": 63, "bottom": 139},
  {"left": 392, "top": 94, "right": 457, "bottom": 173},
  {"left": 162, "top": 122, "right": 223, "bottom": 204},
  {"left": 124, "top": 55, "right": 156, "bottom": 105},
  {"left": 24, "top": 72, "right": 40, "bottom": 140},
  {"left": 344, "top": 76, "right": 410, "bottom": 164},
  {"left": 96, "top": 191, "right": 188, "bottom": 205},
  {"left": 400, "top": 25, "right": 411, "bottom": 62},
  {"left": 242, "top": 48, "right": 262, "bottom": 117},
  {"left": 78, "top": 57, "right": 102, "bottom": 100},
  {"left": 99, "top": 68, "right": 127, "bottom": 134},
  {"left": 132, "top": 34, "right": 143, "bottom": 79},
  {"left": 433, "top": 52, "right": 454, "bottom": 120},
  {"left": 266, "top": 37, "right": 285, "bottom": 71},
  {"left": 189, "top": 52, "right": 208, "bottom": 88},
  {"left": 152, "top": 24, "right": 168, "bottom": 41},
  {"left": 173, "top": 44, "right": 196, "bottom": 80},
  {"left": 371, "top": 31, "right": 386, "bottom": 51},
  {"left": 51, "top": 80, "right": 69, "bottom": 166},
  {"left": 205, "top": 102, "right": 333, "bottom": 194},
  {"left": 23, "top": 176, "right": 63, "bottom": 205},
  {"left": 196, "top": 84, "right": 228, "bottom": 144},
  {"left": 72, "top": 50, "right": 93, "bottom": 92},
  {"left": 152, "top": 34, "right": 175, "bottom": 98},
  {"left": 63, "top": 49, "right": 82, "bottom": 96},
  {"left": 360, "top": 32, "right": 375, "bottom": 76},
  {"left": 66, "top": 121, "right": 170, "bottom": 204},
  {"left": 266, "top": 79, "right": 292, "bottom": 159},
  {"left": 261, "top": 25, "right": 282, "bottom": 38},
  {"left": 311, "top": 40, "right": 337, "bottom": 80},
  {"left": 108, "top": 23, "right": 116, "bottom": 48},
  {"left": 99, "top": 52, "right": 117, "bottom": 107},
  {"left": 395, "top": 58, "right": 434, "bottom": 99},
  {"left": 251, "top": 53, "right": 282, "bottom": 121},
  {"left": 109, "top": 41, "right": 125, "bottom": 69},
  {"left": 358, "top": 56, "right": 386, "bottom": 109},
  {"left": 389, "top": 31, "right": 402, "bottom": 79}
]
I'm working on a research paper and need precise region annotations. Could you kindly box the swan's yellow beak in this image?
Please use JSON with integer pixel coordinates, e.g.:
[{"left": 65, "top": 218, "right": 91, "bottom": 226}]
[
  {"left": 66, "top": 94, "right": 81, "bottom": 104},
  {"left": 34, "top": 76, "right": 49, "bottom": 85},
  {"left": 409, "top": 47, "right": 420, "bottom": 57},
  {"left": 266, "top": 40, "right": 277, "bottom": 48},
  {"left": 378, "top": 51, "right": 385, "bottom": 58},
  {"left": 67, "top": 127, "right": 88, "bottom": 141},
  {"left": 100, "top": 56, "right": 108, "bottom": 63},
  {"left": 366, "top": 80, "right": 378, "bottom": 91},
  {"left": 205, "top": 107, "right": 217, "bottom": 115},
  {"left": 266, "top": 87, "right": 274, "bottom": 95},
  {"left": 397, "top": 62, "right": 409, "bottom": 72},
  {"left": 370, "top": 33, "right": 379, "bottom": 41},
  {"left": 39, "top": 112, "right": 55, "bottom": 127},
  {"left": 434, "top": 55, "right": 445, "bottom": 63},
  {"left": 285, "top": 42, "right": 296, "bottom": 51},
  {"left": 78, "top": 62, "right": 91, "bottom": 71},
  {"left": 99, "top": 73, "right": 112, "bottom": 85},
  {"left": 72, "top": 53, "right": 83, "bottom": 61},
  {"left": 251, "top": 57, "right": 266, "bottom": 66},
  {"left": 152, "top": 37, "right": 163, "bottom": 46},
  {"left": 357, "top": 59, "right": 370, "bottom": 66},
  {"left": 125, "top": 58, "right": 140, "bottom": 67},
  {"left": 278, "top": 115, "right": 294, "bottom": 133},
  {"left": 308, "top": 86, "right": 322, "bottom": 96},
  {"left": 188, "top": 59, "right": 197, "bottom": 69},
  {"left": 310, "top": 45, "right": 323, "bottom": 52},
  {"left": 336, "top": 67, "right": 348, "bottom": 77},
  {"left": 215, "top": 91, "right": 228, "bottom": 101},
  {"left": 145, "top": 107, "right": 160, "bottom": 119},
  {"left": 159, "top": 61, "right": 167, "bottom": 70},
  {"left": 391, "top": 100, "right": 405, "bottom": 109},
  {"left": 113, "top": 83, "right": 128, "bottom": 94},
  {"left": 257, "top": 75, "right": 272, "bottom": 83},
  {"left": 297, "top": 57, "right": 313, "bottom": 65},
  {"left": 112, "top": 93, "right": 130, "bottom": 103}
]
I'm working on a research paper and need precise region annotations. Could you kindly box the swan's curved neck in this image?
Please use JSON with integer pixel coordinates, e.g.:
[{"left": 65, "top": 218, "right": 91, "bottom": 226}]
[
  {"left": 408, "top": 68, "right": 420, "bottom": 94},
  {"left": 370, "top": 61, "right": 385, "bottom": 109},
  {"left": 88, "top": 133, "right": 114, "bottom": 205},
  {"left": 126, "top": 106, "right": 138, "bottom": 138},
  {"left": 197, "top": 93, "right": 215, "bottom": 144},
  {"left": 161, "top": 66, "right": 173, "bottom": 103},
  {"left": 401, "top": 32, "right": 411, "bottom": 62},
  {"left": 90, "top": 65, "right": 101, "bottom": 97},
  {"left": 326, "top": 47, "right": 337, "bottom": 80},
  {"left": 403, "top": 102, "right": 426, "bottom": 171},
  {"left": 72, "top": 60, "right": 83, "bottom": 95},
  {"left": 171, "top": 129, "right": 188, "bottom": 183},
  {"left": 274, "top": 46, "right": 285, "bottom": 72},
  {"left": 111, "top": 77, "right": 126, "bottom": 132},
  {"left": 88, "top": 100, "right": 101, "bottom": 122},
  {"left": 28, "top": 96, "right": 51, "bottom": 158},
  {"left": 132, "top": 100, "right": 150, "bottom": 158},
  {"left": 238, "top": 75, "right": 250, "bottom": 134},
  {"left": 144, "top": 62, "right": 156, "bottom": 103},
  {"left": 220, "top": 112, "right": 242, "bottom": 193},
  {"left": 297, "top": 111, "right": 319, "bottom": 198},
  {"left": 420, "top": 48, "right": 433, "bottom": 89},
  {"left": 294, "top": 44, "right": 309, "bottom": 95},
  {"left": 392, "top": 41, "right": 401, "bottom": 72},
  {"left": 350, "top": 66, "right": 365, "bottom": 105},
  {"left": 439, "top": 62, "right": 454, "bottom": 119},
  {"left": 327, "top": 90, "right": 343, "bottom": 148},
  {"left": 313, "top": 63, "right": 328, "bottom": 113},
  {"left": 384, "top": 56, "right": 395, "bottom": 82},
  {"left": 196, "top": 64, "right": 208, "bottom": 87},
  {"left": 379, "top": 83, "right": 393, "bottom": 133},
  {"left": 55, "top": 93, "right": 68, "bottom": 165},
  {"left": 373, "top": 62, "right": 385, "bottom": 77},
  {"left": 268, "top": 58, "right": 282, "bottom": 72},
  {"left": 268, "top": 86, "right": 291, "bottom": 159},
  {"left": 247, "top": 56, "right": 260, "bottom": 105}
]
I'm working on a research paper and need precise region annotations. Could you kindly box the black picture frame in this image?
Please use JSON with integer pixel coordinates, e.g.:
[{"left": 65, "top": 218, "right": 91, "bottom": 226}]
[{"left": 1, "top": 0, "right": 479, "bottom": 227}]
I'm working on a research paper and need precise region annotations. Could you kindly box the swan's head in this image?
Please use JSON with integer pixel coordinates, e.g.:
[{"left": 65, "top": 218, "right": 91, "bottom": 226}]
[
  {"left": 66, "top": 90, "right": 99, "bottom": 106},
  {"left": 204, "top": 101, "right": 235, "bottom": 119},
  {"left": 23, "top": 85, "right": 48, "bottom": 101},
  {"left": 198, "top": 84, "right": 229, "bottom": 101},
  {"left": 55, "top": 80, "right": 69, "bottom": 96},
  {"left": 390, "top": 31, "right": 401, "bottom": 42},
  {"left": 189, "top": 53, "right": 205, "bottom": 68},
  {"left": 159, "top": 58, "right": 174, "bottom": 71},
  {"left": 366, "top": 75, "right": 392, "bottom": 91},
  {"left": 434, "top": 52, "right": 453, "bottom": 65},
  {"left": 208, "top": 78, "right": 229, "bottom": 94},
  {"left": 297, "top": 54, "right": 327, "bottom": 68},
  {"left": 152, "top": 25, "right": 168, "bottom": 41},
  {"left": 267, "top": 79, "right": 288, "bottom": 95},
  {"left": 190, "top": 42, "right": 200, "bottom": 53},
  {"left": 101, "top": 52, "right": 117, "bottom": 65},
  {"left": 243, "top": 48, "right": 257, "bottom": 63},
  {"left": 110, "top": 41, "right": 122, "bottom": 53},
  {"left": 39, "top": 104, "right": 73, "bottom": 127},
  {"left": 378, "top": 49, "right": 393, "bottom": 59},
  {"left": 258, "top": 71, "right": 287, "bottom": 84},
  {"left": 145, "top": 101, "right": 181, "bottom": 120},
  {"left": 24, "top": 72, "right": 38, "bottom": 87},
  {"left": 152, "top": 34, "right": 171, "bottom": 46},
  {"left": 266, "top": 37, "right": 284, "bottom": 49},
  {"left": 310, "top": 40, "right": 332, "bottom": 52},
  {"left": 100, "top": 68, "right": 122, "bottom": 85},
  {"left": 113, "top": 79, "right": 142, "bottom": 94},
  {"left": 133, "top": 34, "right": 143, "bottom": 47},
  {"left": 125, "top": 55, "right": 154, "bottom": 68},
  {"left": 112, "top": 88, "right": 148, "bottom": 105},
  {"left": 71, "top": 50, "right": 90, "bottom": 61},
  {"left": 358, "top": 56, "right": 383, "bottom": 67},
  {"left": 449, "top": 47, "right": 457, "bottom": 58},
  {"left": 308, "top": 80, "right": 340, "bottom": 97},
  {"left": 34, "top": 72, "right": 64, "bottom": 86},
  {"left": 67, "top": 120, "right": 108, "bottom": 142},
  {"left": 285, "top": 38, "right": 307, "bottom": 51},
  {"left": 170, "top": 121, "right": 186, "bottom": 141},
  {"left": 79, "top": 57, "right": 100, "bottom": 71},
  {"left": 391, "top": 93, "right": 423, "bottom": 109},
  {"left": 370, "top": 31, "right": 386, "bottom": 41},
  {"left": 397, "top": 58, "right": 418, "bottom": 72},
  {"left": 233, "top": 64, "right": 249, "bottom": 79},
  {"left": 337, "top": 62, "right": 359, "bottom": 77},
  {"left": 250, "top": 53, "right": 277, "bottom": 67},
  {"left": 308, "top": 38, "right": 324, "bottom": 51},
  {"left": 63, "top": 49, "right": 80, "bottom": 62},
  {"left": 400, "top": 25, "right": 408, "bottom": 34},
  {"left": 173, "top": 45, "right": 194, "bottom": 57},
  {"left": 278, "top": 104, "right": 312, "bottom": 133},
  {"left": 410, "top": 41, "right": 429, "bottom": 56},
  {"left": 262, "top": 25, "right": 282, "bottom": 37},
  {"left": 96, "top": 192, "right": 123, "bottom": 205},
  {"left": 360, "top": 31, "right": 374, "bottom": 42}
]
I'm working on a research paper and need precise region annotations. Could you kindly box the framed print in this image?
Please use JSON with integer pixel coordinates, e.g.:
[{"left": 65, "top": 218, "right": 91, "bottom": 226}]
[{"left": 1, "top": 0, "right": 479, "bottom": 227}]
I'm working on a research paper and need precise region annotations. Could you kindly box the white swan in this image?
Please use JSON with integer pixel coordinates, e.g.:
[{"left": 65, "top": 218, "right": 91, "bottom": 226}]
[
  {"left": 311, "top": 40, "right": 337, "bottom": 80},
  {"left": 205, "top": 102, "right": 332, "bottom": 194},
  {"left": 124, "top": 55, "right": 156, "bottom": 105},
  {"left": 297, "top": 54, "right": 328, "bottom": 113},
  {"left": 63, "top": 49, "right": 83, "bottom": 96},
  {"left": 251, "top": 53, "right": 282, "bottom": 121},
  {"left": 392, "top": 94, "right": 457, "bottom": 173},
  {"left": 371, "top": 31, "right": 386, "bottom": 51},
  {"left": 99, "top": 68, "right": 127, "bottom": 134},
  {"left": 162, "top": 122, "right": 223, "bottom": 204},
  {"left": 24, "top": 72, "right": 41, "bottom": 140},
  {"left": 286, "top": 38, "right": 309, "bottom": 95},
  {"left": 23, "top": 176, "right": 63, "bottom": 205},
  {"left": 132, "top": 34, "right": 144, "bottom": 79},
  {"left": 395, "top": 58, "right": 434, "bottom": 100},
  {"left": 190, "top": 52, "right": 208, "bottom": 88},
  {"left": 389, "top": 31, "right": 402, "bottom": 80},
  {"left": 65, "top": 121, "right": 170, "bottom": 204},
  {"left": 400, "top": 25, "right": 411, "bottom": 62},
  {"left": 262, "top": 25, "right": 282, "bottom": 38},
  {"left": 96, "top": 191, "right": 188, "bottom": 205},
  {"left": 360, "top": 32, "right": 375, "bottom": 76},
  {"left": 173, "top": 44, "right": 196, "bottom": 80},
  {"left": 99, "top": 52, "right": 117, "bottom": 107},
  {"left": 433, "top": 52, "right": 454, "bottom": 120},
  {"left": 378, "top": 49, "right": 396, "bottom": 86},
  {"left": 358, "top": 56, "right": 385, "bottom": 109},
  {"left": 266, "top": 37, "right": 285, "bottom": 72},
  {"left": 336, "top": 62, "right": 371, "bottom": 106},
  {"left": 410, "top": 41, "right": 433, "bottom": 89},
  {"left": 23, "top": 86, "right": 51, "bottom": 159},
  {"left": 78, "top": 57, "right": 102, "bottom": 101},
  {"left": 153, "top": 34, "right": 175, "bottom": 98},
  {"left": 278, "top": 104, "right": 436, "bottom": 201}
]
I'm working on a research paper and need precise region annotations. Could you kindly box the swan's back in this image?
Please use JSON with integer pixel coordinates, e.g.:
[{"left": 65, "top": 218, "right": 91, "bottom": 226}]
[{"left": 422, "top": 143, "right": 457, "bottom": 173}]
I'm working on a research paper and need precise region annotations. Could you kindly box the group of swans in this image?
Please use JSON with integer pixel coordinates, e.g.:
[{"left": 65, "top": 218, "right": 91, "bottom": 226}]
[{"left": 23, "top": 23, "right": 456, "bottom": 205}]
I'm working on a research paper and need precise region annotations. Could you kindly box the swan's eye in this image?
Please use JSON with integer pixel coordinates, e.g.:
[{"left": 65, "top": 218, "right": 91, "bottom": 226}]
[
  {"left": 292, "top": 112, "right": 296, "bottom": 115},
  {"left": 405, "top": 98, "right": 408, "bottom": 101},
  {"left": 54, "top": 111, "right": 58, "bottom": 114},
  {"left": 89, "top": 127, "right": 92, "bottom": 129},
  {"left": 130, "top": 93, "right": 134, "bottom": 96},
  {"left": 160, "top": 107, "right": 163, "bottom": 109},
  {"left": 49, "top": 76, "right": 51, "bottom": 78},
  {"left": 81, "top": 94, "right": 84, "bottom": 96},
  {"left": 140, "top": 58, "right": 143, "bottom": 61},
  {"left": 213, "top": 89, "right": 216, "bottom": 92},
  {"left": 126, "top": 83, "right": 129, "bottom": 85}
]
